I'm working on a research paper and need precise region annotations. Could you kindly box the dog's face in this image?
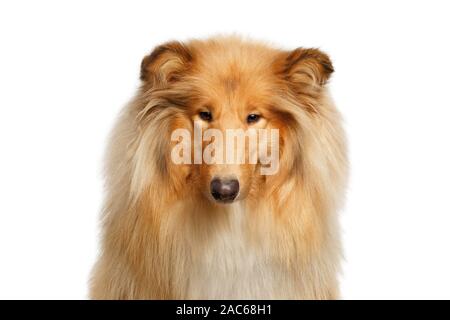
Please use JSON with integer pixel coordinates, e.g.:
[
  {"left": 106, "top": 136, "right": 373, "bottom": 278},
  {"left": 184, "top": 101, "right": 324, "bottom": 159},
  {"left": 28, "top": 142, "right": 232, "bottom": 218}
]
[
  {"left": 138, "top": 37, "right": 333, "bottom": 204},
  {"left": 188, "top": 79, "right": 269, "bottom": 204}
]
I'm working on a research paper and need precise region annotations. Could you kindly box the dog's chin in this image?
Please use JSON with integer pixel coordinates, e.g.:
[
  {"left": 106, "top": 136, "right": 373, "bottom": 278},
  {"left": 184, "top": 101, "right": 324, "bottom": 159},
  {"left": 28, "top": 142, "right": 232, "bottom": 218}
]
[{"left": 213, "top": 198, "right": 237, "bottom": 205}]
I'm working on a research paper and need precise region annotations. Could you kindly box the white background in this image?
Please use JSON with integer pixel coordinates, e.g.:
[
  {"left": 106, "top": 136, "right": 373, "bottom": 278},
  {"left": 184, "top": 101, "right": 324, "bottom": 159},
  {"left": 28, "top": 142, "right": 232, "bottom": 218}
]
[{"left": 1, "top": 0, "right": 449, "bottom": 299}]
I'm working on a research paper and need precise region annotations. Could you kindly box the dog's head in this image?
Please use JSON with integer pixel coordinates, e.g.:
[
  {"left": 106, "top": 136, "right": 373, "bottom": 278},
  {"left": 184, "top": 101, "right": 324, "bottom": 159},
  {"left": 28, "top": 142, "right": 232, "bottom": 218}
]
[{"left": 133, "top": 37, "right": 336, "bottom": 205}]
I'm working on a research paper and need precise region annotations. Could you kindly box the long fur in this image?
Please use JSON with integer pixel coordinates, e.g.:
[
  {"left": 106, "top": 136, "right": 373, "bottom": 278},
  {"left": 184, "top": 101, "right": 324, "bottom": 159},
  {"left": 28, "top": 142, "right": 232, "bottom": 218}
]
[{"left": 90, "top": 36, "right": 348, "bottom": 299}]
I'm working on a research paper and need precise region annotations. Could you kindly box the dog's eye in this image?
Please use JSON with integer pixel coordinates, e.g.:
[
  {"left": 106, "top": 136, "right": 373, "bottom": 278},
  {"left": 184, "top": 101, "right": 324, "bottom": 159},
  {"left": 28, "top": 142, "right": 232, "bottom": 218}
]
[
  {"left": 199, "top": 111, "right": 212, "bottom": 121},
  {"left": 246, "top": 114, "right": 260, "bottom": 124}
]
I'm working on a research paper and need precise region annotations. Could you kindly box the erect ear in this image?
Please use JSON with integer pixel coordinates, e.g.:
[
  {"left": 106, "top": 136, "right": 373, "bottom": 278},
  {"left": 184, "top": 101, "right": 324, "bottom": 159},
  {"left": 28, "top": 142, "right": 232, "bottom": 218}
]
[
  {"left": 140, "top": 41, "right": 193, "bottom": 87},
  {"left": 281, "top": 48, "right": 334, "bottom": 92}
]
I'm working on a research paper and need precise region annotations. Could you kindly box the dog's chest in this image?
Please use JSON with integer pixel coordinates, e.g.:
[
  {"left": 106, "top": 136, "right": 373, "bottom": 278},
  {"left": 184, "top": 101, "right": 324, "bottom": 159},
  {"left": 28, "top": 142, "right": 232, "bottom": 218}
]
[{"left": 183, "top": 205, "right": 298, "bottom": 299}]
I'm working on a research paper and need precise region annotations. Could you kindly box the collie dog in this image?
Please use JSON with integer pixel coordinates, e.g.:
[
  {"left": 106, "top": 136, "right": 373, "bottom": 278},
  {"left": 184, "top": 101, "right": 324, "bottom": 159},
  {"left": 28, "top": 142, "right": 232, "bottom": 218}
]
[{"left": 90, "top": 36, "right": 348, "bottom": 299}]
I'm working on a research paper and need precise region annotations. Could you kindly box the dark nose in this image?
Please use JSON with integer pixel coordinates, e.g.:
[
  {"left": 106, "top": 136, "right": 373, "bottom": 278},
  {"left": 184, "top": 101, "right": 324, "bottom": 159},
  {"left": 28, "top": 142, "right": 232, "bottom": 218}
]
[{"left": 210, "top": 178, "right": 240, "bottom": 202}]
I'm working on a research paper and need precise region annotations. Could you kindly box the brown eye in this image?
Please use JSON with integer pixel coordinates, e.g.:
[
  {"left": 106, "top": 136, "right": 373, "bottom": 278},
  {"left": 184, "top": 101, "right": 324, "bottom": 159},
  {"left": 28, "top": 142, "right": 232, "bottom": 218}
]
[
  {"left": 199, "top": 111, "right": 212, "bottom": 121},
  {"left": 247, "top": 114, "right": 260, "bottom": 124}
]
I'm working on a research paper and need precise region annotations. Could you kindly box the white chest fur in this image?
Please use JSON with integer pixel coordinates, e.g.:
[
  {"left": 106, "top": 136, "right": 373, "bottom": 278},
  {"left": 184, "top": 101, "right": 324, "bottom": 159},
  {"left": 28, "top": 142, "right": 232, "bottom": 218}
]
[{"left": 180, "top": 203, "right": 300, "bottom": 299}]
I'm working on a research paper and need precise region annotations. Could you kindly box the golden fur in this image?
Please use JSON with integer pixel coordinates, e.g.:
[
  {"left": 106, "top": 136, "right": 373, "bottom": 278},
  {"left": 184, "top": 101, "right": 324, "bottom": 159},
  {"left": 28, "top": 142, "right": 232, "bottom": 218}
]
[{"left": 90, "top": 36, "right": 348, "bottom": 299}]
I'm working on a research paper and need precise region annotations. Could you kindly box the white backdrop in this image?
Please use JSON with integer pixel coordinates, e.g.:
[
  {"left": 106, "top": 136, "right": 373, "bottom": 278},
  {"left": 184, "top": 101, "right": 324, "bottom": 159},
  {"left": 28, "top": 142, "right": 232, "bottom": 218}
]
[{"left": 1, "top": 0, "right": 449, "bottom": 299}]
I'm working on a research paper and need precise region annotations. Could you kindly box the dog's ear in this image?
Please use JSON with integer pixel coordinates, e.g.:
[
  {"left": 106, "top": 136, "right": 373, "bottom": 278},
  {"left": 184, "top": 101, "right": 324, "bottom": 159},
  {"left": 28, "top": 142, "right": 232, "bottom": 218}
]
[
  {"left": 280, "top": 48, "right": 333, "bottom": 92},
  {"left": 140, "top": 41, "right": 193, "bottom": 87}
]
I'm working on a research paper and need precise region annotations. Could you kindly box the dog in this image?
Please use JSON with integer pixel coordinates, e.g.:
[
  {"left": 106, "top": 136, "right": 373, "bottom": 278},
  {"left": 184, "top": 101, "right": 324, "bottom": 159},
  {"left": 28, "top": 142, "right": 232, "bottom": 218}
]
[{"left": 90, "top": 36, "right": 348, "bottom": 299}]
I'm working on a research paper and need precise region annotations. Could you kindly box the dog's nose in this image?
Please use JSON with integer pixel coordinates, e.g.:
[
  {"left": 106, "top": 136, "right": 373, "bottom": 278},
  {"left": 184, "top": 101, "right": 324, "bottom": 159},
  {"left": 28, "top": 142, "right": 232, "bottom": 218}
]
[{"left": 210, "top": 178, "right": 240, "bottom": 202}]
